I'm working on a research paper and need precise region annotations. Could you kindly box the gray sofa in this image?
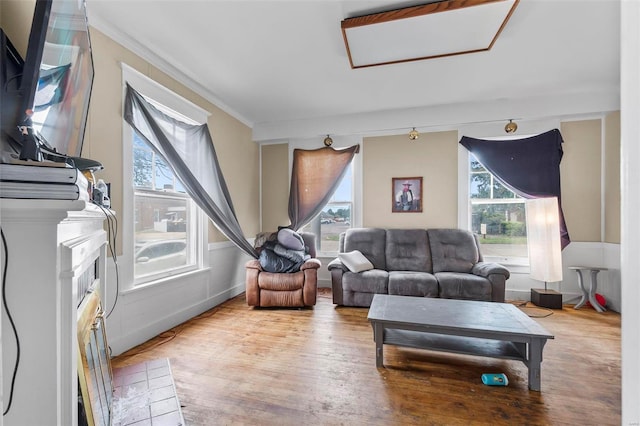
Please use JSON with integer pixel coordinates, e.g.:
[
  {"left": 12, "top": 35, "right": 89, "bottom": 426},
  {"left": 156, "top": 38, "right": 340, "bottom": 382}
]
[{"left": 328, "top": 228, "right": 510, "bottom": 307}]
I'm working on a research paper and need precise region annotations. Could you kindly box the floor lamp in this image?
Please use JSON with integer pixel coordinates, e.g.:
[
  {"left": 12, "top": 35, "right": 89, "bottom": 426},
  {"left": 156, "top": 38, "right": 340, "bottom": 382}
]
[{"left": 526, "top": 197, "right": 563, "bottom": 309}]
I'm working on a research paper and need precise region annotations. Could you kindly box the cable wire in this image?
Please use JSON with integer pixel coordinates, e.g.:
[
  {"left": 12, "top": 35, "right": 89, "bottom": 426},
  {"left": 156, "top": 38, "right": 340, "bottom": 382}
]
[
  {"left": 1, "top": 227, "right": 20, "bottom": 416},
  {"left": 93, "top": 202, "right": 120, "bottom": 318}
]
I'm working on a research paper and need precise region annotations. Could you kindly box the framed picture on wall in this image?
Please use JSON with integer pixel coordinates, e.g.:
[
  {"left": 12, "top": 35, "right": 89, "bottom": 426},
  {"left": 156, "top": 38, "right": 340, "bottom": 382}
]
[{"left": 392, "top": 177, "right": 423, "bottom": 212}]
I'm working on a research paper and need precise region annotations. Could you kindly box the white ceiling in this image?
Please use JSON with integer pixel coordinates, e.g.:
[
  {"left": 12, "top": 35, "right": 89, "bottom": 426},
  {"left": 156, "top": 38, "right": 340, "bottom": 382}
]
[{"left": 87, "top": 0, "right": 621, "bottom": 140}]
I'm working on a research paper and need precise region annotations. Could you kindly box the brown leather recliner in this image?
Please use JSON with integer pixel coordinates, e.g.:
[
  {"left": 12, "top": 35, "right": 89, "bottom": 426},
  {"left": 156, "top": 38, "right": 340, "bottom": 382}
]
[{"left": 246, "top": 232, "right": 321, "bottom": 307}]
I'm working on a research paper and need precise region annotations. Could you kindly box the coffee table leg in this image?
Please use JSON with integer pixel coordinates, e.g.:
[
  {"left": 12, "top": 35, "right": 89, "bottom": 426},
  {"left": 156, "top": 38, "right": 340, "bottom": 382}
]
[
  {"left": 528, "top": 338, "right": 544, "bottom": 391},
  {"left": 373, "top": 322, "right": 384, "bottom": 367}
]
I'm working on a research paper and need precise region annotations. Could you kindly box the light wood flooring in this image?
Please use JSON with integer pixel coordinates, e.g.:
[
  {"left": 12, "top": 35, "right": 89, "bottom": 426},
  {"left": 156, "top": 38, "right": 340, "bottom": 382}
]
[{"left": 112, "top": 290, "right": 621, "bottom": 425}]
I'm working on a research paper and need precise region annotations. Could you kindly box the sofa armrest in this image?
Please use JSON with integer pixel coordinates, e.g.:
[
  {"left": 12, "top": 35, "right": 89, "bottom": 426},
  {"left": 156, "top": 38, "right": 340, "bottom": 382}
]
[
  {"left": 327, "top": 258, "right": 348, "bottom": 272},
  {"left": 301, "top": 258, "right": 322, "bottom": 271},
  {"left": 472, "top": 262, "right": 509, "bottom": 302},
  {"left": 328, "top": 258, "right": 348, "bottom": 306},
  {"left": 472, "top": 262, "right": 510, "bottom": 279}
]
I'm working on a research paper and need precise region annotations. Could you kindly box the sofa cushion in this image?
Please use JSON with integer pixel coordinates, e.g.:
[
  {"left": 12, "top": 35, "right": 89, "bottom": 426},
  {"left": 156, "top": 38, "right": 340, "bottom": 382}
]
[
  {"left": 342, "top": 269, "right": 388, "bottom": 294},
  {"left": 339, "top": 250, "right": 374, "bottom": 273},
  {"left": 343, "top": 228, "right": 387, "bottom": 270},
  {"left": 388, "top": 271, "right": 438, "bottom": 297},
  {"left": 385, "top": 229, "right": 432, "bottom": 272},
  {"left": 428, "top": 229, "right": 479, "bottom": 273},
  {"left": 435, "top": 272, "right": 491, "bottom": 301}
]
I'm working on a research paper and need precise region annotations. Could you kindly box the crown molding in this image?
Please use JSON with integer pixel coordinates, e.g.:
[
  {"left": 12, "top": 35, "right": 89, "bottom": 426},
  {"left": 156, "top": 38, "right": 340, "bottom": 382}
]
[
  {"left": 88, "top": 14, "right": 253, "bottom": 128},
  {"left": 252, "top": 89, "right": 620, "bottom": 141}
]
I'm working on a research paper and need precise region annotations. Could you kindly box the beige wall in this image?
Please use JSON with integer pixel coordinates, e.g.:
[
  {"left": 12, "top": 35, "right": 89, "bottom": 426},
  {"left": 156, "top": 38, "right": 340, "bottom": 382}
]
[
  {"left": 605, "top": 111, "right": 621, "bottom": 243},
  {"left": 363, "top": 131, "right": 458, "bottom": 229},
  {"left": 1, "top": 3, "right": 259, "bottom": 249},
  {"left": 0, "top": 1, "right": 34, "bottom": 56},
  {"left": 561, "top": 119, "right": 602, "bottom": 242},
  {"left": 261, "top": 143, "right": 290, "bottom": 232},
  {"left": 256, "top": 122, "right": 621, "bottom": 244}
]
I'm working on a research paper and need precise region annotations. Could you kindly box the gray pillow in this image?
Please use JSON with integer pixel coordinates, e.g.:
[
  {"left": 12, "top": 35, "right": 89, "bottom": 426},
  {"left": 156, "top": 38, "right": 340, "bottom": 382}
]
[{"left": 277, "top": 228, "right": 305, "bottom": 251}]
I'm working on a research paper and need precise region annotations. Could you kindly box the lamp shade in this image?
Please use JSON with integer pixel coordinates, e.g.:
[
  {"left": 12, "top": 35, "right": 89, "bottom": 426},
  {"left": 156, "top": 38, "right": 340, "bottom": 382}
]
[{"left": 526, "top": 197, "right": 563, "bottom": 283}]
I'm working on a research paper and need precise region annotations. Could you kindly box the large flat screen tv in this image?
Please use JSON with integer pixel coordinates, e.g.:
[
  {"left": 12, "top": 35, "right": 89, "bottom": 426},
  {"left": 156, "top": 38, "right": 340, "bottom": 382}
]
[{"left": 1, "top": 0, "right": 95, "bottom": 166}]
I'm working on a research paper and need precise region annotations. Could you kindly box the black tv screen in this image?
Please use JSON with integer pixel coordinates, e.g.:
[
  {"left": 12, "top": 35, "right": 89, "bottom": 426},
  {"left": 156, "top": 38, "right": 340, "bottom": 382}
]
[
  {"left": 1, "top": 0, "right": 94, "bottom": 163},
  {"left": 0, "top": 29, "right": 25, "bottom": 152}
]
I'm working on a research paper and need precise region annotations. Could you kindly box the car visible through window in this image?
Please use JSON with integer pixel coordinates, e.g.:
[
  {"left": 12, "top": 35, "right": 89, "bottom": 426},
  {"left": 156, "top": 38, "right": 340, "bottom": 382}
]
[{"left": 134, "top": 240, "right": 187, "bottom": 276}]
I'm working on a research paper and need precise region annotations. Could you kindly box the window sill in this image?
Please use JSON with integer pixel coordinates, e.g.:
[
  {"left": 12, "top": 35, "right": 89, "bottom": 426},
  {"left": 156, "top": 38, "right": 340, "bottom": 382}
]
[
  {"left": 478, "top": 256, "right": 529, "bottom": 274},
  {"left": 497, "top": 263, "right": 530, "bottom": 274},
  {"left": 124, "top": 266, "right": 211, "bottom": 295}
]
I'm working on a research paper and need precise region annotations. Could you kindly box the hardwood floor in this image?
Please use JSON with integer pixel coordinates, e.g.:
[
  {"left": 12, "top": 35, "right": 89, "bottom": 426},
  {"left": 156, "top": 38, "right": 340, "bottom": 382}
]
[{"left": 111, "top": 290, "right": 621, "bottom": 425}]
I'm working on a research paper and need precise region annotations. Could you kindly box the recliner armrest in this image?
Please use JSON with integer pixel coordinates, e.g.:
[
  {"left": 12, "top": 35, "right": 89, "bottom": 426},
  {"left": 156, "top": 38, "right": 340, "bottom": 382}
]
[
  {"left": 246, "top": 259, "right": 263, "bottom": 271},
  {"left": 472, "top": 262, "right": 510, "bottom": 279},
  {"left": 301, "top": 258, "right": 322, "bottom": 270},
  {"left": 327, "top": 258, "right": 348, "bottom": 272}
]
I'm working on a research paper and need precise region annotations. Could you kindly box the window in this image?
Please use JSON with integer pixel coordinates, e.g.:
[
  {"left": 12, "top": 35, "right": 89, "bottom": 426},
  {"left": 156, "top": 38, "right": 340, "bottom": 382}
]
[
  {"left": 469, "top": 153, "right": 528, "bottom": 265},
  {"left": 302, "top": 163, "right": 353, "bottom": 255},
  {"left": 123, "top": 63, "right": 208, "bottom": 286},
  {"left": 132, "top": 123, "right": 196, "bottom": 280}
]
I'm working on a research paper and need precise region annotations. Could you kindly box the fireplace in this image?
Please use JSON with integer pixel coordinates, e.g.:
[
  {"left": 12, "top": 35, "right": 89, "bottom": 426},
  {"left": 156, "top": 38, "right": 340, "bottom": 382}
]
[
  {"left": 0, "top": 200, "right": 109, "bottom": 425},
  {"left": 0, "top": 200, "right": 183, "bottom": 424}
]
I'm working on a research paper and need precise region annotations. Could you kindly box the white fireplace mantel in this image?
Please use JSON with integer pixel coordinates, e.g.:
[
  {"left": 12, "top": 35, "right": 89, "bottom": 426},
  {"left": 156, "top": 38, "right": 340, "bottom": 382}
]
[{"left": 1, "top": 199, "right": 108, "bottom": 425}]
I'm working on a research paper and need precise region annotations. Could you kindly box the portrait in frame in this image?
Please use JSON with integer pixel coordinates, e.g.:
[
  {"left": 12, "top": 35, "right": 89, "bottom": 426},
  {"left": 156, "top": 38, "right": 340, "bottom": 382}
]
[{"left": 392, "top": 177, "right": 423, "bottom": 212}]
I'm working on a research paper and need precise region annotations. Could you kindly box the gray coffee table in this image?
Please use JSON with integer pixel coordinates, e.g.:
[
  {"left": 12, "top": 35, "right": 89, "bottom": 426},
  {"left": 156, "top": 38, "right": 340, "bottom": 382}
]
[{"left": 367, "top": 294, "right": 554, "bottom": 391}]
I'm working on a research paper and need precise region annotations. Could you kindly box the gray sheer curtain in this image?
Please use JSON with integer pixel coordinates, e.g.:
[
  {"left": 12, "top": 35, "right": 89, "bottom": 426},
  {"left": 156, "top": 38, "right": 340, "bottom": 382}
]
[
  {"left": 288, "top": 145, "right": 359, "bottom": 231},
  {"left": 124, "top": 83, "right": 258, "bottom": 259}
]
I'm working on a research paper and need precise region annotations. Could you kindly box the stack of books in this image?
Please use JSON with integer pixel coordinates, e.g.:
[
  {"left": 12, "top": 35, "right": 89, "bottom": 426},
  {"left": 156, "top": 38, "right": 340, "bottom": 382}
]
[{"left": 0, "top": 161, "right": 90, "bottom": 201}]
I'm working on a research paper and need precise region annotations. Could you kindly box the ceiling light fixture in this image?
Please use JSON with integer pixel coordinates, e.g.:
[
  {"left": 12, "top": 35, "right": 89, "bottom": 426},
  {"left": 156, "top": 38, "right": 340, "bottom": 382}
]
[
  {"left": 341, "top": 0, "right": 520, "bottom": 69},
  {"left": 504, "top": 119, "right": 518, "bottom": 133},
  {"left": 323, "top": 134, "right": 333, "bottom": 146},
  {"left": 409, "top": 127, "right": 419, "bottom": 140}
]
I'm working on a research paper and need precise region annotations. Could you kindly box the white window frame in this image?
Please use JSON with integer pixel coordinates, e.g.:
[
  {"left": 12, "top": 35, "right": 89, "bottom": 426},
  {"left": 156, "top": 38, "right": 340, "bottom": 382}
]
[
  {"left": 121, "top": 63, "right": 209, "bottom": 289},
  {"left": 460, "top": 145, "right": 529, "bottom": 267},
  {"left": 289, "top": 136, "right": 363, "bottom": 258}
]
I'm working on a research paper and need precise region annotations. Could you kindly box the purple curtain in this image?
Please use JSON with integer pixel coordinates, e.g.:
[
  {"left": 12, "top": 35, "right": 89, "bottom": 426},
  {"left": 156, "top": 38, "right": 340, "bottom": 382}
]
[
  {"left": 459, "top": 128, "right": 570, "bottom": 249},
  {"left": 288, "top": 145, "right": 359, "bottom": 231}
]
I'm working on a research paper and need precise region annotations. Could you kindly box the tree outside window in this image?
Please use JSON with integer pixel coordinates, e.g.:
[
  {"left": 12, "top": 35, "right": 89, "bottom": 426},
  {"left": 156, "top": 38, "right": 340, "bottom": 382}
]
[{"left": 469, "top": 155, "right": 528, "bottom": 264}]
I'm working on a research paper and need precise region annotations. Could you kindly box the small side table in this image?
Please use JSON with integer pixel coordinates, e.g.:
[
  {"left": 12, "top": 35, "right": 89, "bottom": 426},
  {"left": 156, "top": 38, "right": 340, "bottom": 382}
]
[{"left": 568, "top": 266, "right": 608, "bottom": 312}]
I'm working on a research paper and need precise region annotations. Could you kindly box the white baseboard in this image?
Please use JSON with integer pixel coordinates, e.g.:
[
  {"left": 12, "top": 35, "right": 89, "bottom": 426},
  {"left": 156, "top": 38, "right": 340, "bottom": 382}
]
[
  {"left": 318, "top": 278, "right": 331, "bottom": 288},
  {"left": 109, "top": 282, "right": 244, "bottom": 356}
]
